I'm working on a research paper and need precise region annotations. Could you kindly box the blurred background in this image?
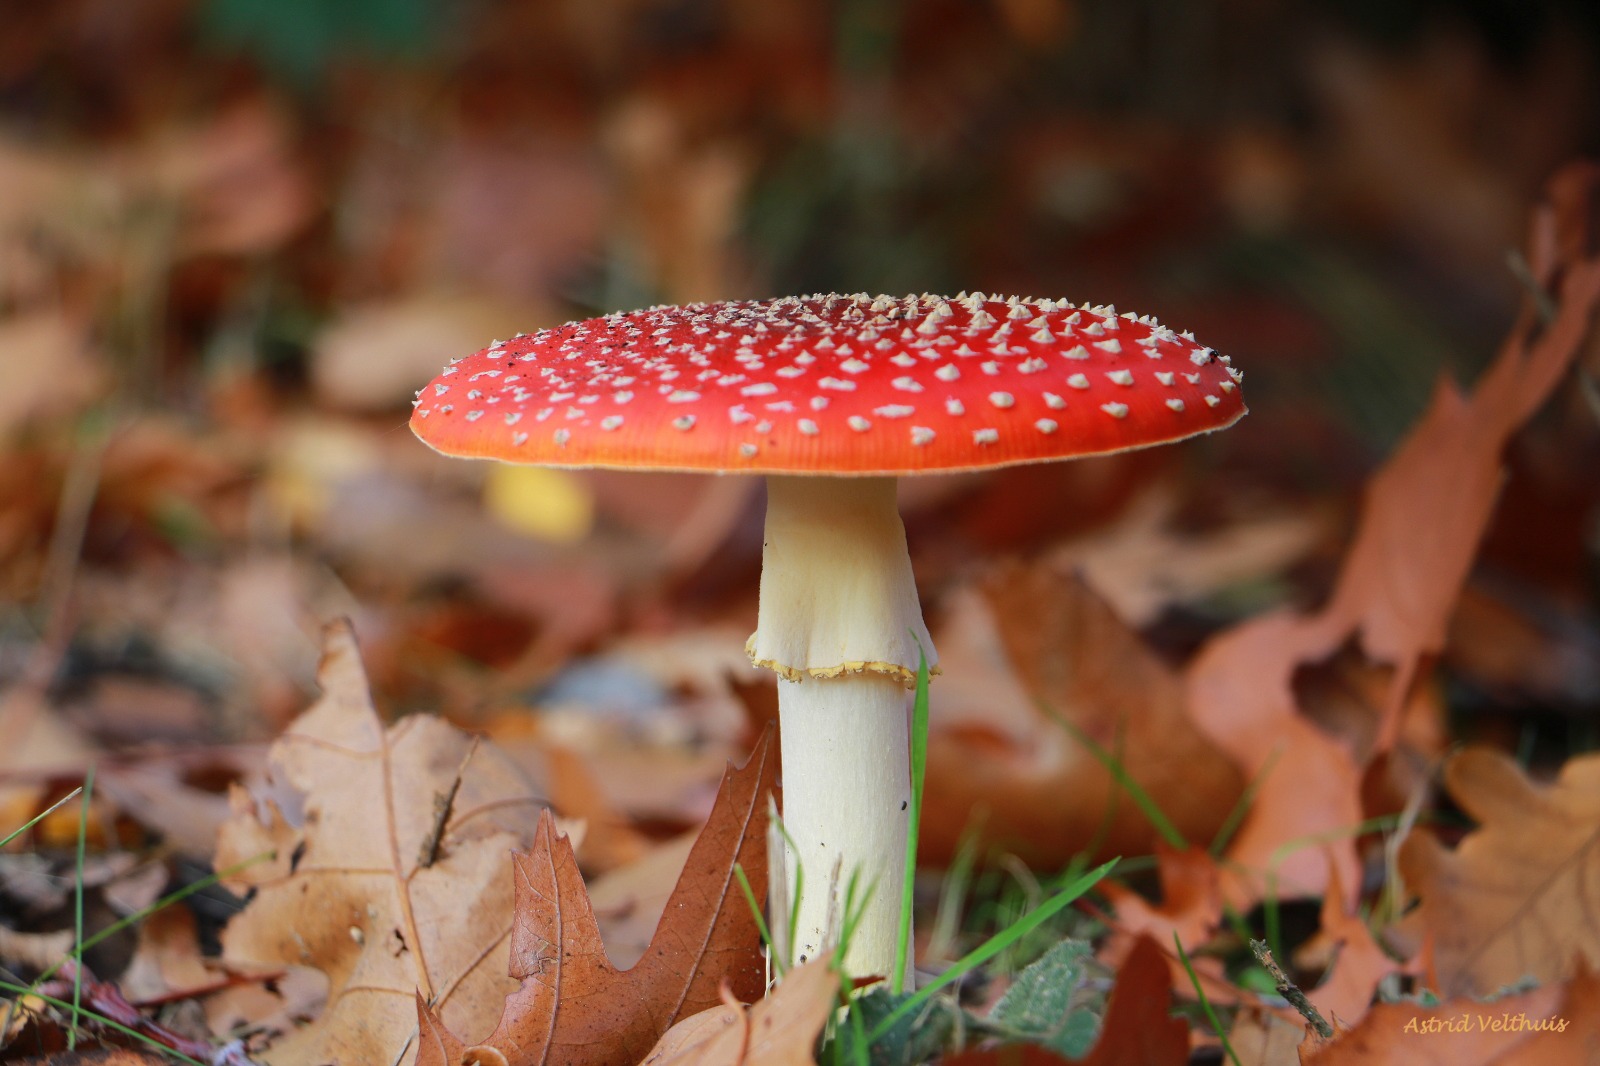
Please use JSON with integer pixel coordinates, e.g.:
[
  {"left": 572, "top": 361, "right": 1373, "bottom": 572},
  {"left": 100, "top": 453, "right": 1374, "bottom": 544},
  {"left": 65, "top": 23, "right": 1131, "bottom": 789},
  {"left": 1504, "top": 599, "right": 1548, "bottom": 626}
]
[{"left": 2, "top": 0, "right": 1599, "bottom": 851}]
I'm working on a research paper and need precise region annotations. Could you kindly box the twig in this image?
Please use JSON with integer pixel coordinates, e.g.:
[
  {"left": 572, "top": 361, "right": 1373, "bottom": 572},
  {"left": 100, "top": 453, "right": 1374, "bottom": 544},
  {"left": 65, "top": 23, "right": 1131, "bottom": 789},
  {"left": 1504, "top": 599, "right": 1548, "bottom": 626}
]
[
  {"left": 417, "top": 737, "right": 479, "bottom": 869},
  {"left": 1249, "top": 938, "right": 1334, "bottom": 1038}
]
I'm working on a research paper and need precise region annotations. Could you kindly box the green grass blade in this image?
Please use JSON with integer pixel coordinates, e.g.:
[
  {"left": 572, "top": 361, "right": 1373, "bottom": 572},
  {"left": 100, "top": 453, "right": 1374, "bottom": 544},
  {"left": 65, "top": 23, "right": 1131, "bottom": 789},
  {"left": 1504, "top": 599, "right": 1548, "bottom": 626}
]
[
  {"left": 79, "top": 854, "right": 266, "bottom": 960},
  {"left": 893, "top": 642, "right": 931, "bottom": 995},
  {"left": 0, "top": 787, "right": 83, "bottom": 850},
  {"left": 32, "top": 851, "right": 273, "bottom": 991},
  {"left": 1038, "top": 702, "right": 1187, "bottom": 850},
  {"left": 847, "top": 988, "right": 870, "bottom": 1066},
  {"left": 772, "top": 814, "right": 805, "bottom": 971},
  {"left": 867, "top": 857, "right": 1118, "bottom": 1043},
  {"left": 927, "top": 818, "right": 982, "bottom": 962},
  {"left": 69, "top": 766, "right": 94, "bottom": 1049},
  {"left": 836, "top": 866, "right": 873, "bottom": 969},
  {"left": 1208, "top": 746, "right": 1281, "bottom": 857},
  {"left": 1174, "top": 933, "right": 1242, "bottom": 1066},
  {"left": 734, "top": 862, "right": 783, "bottom": 980},
  {"left": 0, "top": 979, "right": 208, "bottom": 1066}
]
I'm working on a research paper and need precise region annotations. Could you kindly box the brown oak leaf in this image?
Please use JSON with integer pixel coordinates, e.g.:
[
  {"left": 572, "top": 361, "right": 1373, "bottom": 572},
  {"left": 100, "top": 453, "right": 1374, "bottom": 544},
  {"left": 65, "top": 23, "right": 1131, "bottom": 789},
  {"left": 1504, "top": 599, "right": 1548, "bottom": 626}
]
[
  {"left": 418, "top": 726, "right": 776, "bottom": 1066},
  {"left": 923, "top": 566, "right": 1244, "bottom": 867},
  {"left": 1185, "top": 165, "right": 1600, "bottom": 909},
  {"left": 1401, "top": 747, "right": 1600, "bottom": 998}
]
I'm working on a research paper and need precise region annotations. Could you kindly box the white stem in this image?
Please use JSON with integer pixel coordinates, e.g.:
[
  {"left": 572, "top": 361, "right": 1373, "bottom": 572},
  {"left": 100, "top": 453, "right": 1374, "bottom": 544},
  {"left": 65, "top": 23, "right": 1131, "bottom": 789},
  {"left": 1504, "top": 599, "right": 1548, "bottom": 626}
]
[
  {"left": 749, "top": 475, "right": 935, "bottom": 983},
  {"left": 749, "top": 476, "right": 935, "bottom": 684},
  {"left": 779, "top": 671, "right": 910, "bottom": 980}
]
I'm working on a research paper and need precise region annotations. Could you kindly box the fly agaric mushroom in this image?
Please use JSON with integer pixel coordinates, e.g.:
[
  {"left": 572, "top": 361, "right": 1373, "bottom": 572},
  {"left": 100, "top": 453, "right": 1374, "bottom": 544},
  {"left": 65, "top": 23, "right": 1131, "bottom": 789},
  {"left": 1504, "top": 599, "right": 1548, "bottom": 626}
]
[{"left": 409, "top": 292, "right": 1245, "bottom": 982}]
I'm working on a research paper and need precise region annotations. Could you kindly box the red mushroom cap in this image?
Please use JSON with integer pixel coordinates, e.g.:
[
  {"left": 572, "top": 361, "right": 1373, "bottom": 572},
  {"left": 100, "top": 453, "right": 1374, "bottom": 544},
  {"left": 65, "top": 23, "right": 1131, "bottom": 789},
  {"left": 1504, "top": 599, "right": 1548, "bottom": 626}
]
[{"left": 409, "top": 293, "right": 1245, "bottom": 475}]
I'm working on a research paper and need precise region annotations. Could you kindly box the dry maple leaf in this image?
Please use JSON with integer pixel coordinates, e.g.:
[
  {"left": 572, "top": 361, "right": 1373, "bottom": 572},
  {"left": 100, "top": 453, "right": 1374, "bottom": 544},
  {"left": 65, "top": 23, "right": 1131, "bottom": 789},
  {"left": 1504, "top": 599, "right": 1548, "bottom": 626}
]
[
  {"left": 215, "top": 620, "right": 545, "bottom": 1065},
  {"left": 922, "top": 565, "right": 1243, "bottom": 867},
  {"left": 417, "top": 727, "right": 776, "bottom": 1066},
  {"left": 639, "top": 954, "right": 839, "bottom": 1066},
  {"left": 1185, "top": 163, "right": 1600, "bottom": 909},
  {"left": 1400, "top": 747, "right": 1600, "bottom": 998},
  {"left": 1299, "top": 966, "right": 1600, "bottom": 1065}
]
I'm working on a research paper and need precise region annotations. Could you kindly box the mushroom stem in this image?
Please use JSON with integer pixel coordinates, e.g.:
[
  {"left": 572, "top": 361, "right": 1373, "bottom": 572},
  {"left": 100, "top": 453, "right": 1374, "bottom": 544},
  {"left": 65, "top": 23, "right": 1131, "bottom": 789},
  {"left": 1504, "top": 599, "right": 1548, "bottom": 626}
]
[
  {"left": 778, "top": 670, "right": 909, "bottom": 978},
  {"left": 749, "top": 474, "right": 936, "bottom": 982}
]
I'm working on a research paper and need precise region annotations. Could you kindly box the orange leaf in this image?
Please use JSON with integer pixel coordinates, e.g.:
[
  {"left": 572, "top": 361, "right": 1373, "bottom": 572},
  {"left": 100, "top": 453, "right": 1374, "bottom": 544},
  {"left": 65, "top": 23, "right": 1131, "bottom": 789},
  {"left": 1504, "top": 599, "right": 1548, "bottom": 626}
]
[
  {"left": 1100, "top": 846, "right": 1239, "bottom": 1003},
  {"left": 419, "top": 727, "right": 776, "bottom": 1066},
  {"left": 1102, "top": 845, "right": 1222, "bottom": 960},
  {"left": 1299, "top": 967, "right": 1600, "bottom": 1065},
  {"left": 923, "top": 566, "right": 1243, "bottom": 867},
  {"left": 1071, "top": 935, "right": 1189, "bottom": 1066},
  {"left": 1185, "top": 167, "right": 1600, "bottom": 909},
  {"left": 1300, "top": 863, "right": 1399, "bottom": 1028}
]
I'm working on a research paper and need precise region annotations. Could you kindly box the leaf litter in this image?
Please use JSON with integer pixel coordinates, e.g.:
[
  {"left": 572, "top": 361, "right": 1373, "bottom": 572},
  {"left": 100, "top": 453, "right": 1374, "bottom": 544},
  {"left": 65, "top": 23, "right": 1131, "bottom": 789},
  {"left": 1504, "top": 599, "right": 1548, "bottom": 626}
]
[
  {"left": 214, "top": 620, "right": 546, "bottom": 1064},
  {"left": 414, "top": 725, "right": 775, "bottom": 1066},
  {"left": 2, "top": 28, "right": 1600, "bottom": 1065}
]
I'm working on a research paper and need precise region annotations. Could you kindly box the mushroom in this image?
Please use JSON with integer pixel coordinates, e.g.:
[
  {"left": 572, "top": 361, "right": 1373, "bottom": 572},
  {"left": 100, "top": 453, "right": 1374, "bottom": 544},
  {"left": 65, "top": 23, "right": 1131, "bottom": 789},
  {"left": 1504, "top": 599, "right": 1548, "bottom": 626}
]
[{"left": 409, "top": 292, "right": 1245, "bottom": 982}]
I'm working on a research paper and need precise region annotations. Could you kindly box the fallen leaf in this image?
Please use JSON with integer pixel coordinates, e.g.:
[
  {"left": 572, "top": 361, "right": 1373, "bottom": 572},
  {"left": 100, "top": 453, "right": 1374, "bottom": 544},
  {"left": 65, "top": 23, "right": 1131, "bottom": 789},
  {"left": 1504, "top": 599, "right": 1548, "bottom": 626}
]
[
  {"left": 311, "top": 294, "right": 543, "bottom": 411},
  {"left": 1298, "top": 968, "right": 1600, "bottom": 1065},
  {"left": 1299, "top": 865, "right": 1398, "bottom": 1028},
  {"left": 923, "top": 566, "right": 1244, "bottom": 867},
  {"left": 540, "top": 741, "right": 651, "bottom": 874},
  {"left": 587, "top": 832, "right": 697, "bottom": 969},
  {"left": 641, "top": 954, "right": 839, "bottom": 1065},
  {"left": 1101, "top": 845, "right": 1222, "bottom": 963},
  {"left": 1185, "top": 166, "right": 1600, "bottom": 908},
  {"left": 638, "top": 998, "right": 742, "bottom": 1066},
  {"left": 1097, "top": 846, "right": 1243, "bottom": 1006},
  {"left": 1071, "top": 934, "right": 1193, "bottom": 1066},
  {"left": 418, "top": 727, "right": 776, "bottom": 1066},
  {"left": 483, "top": 465, "right": 595, "bottom": 545},
  {"left": 215, "top": 619, "right": 545, "bottom": 1065},
  {"left": 118, "top": 907, "right": 212, "bottom": 1005},
  {"left": 1400, "top": 747, "right": 1600, "bottom": 998},
  {"left": 99, "top": 755, "right": 259, "bottom": 861},
  {"left": 1489, "top": 967, "right": 1600, "bottom": 1065},
  {"left": 1228, "top": 1008, "right": 1305, "bottom": 1066},
  {"left": 0, "top": 312, "right": 104, "bottom": 442},
  {"left": 1047, "top": 487, "right": 1325, "bottom": 627},
  {"left": 1182, "top": 614, "right": 1367, "bottom": 907}
]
